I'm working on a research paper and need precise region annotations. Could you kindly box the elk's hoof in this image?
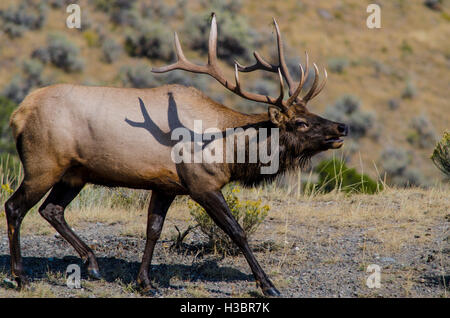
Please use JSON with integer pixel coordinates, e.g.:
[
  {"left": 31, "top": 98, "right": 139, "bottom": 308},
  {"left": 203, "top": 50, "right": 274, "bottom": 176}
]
[
  {"left": 263, "top": 287, "right": 281, "bottom": 297},
  {"left": 87, "top": 268, "right": 102, "bottom": 280},
  {"left": 139, "top": 285, "right": 160, "bottom": 297},
  {"left": 15, "top": 275, "right": 29, "bottom": 289}
]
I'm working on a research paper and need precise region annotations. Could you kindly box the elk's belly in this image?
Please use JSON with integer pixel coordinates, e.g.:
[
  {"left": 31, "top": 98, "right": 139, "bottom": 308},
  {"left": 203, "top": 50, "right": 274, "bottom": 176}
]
[{"left": 61, "top": 161, "right": 186, "bottom": 193}]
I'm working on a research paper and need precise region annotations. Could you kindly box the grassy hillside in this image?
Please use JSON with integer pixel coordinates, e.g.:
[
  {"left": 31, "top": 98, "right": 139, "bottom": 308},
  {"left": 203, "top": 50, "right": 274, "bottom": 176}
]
[{"left": 0, "top": 0, "right": 449, "bottom": 186}]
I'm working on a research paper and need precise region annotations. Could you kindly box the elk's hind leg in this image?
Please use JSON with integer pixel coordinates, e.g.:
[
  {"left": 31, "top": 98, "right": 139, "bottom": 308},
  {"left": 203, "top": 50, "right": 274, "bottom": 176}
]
[
  {"left": 38, "top": 181, "right": 101, "bottom": 280},
  {"left": 137, "top": 191, "right": 175, "bottom": 295},
  {"left": 5, "top": 176, "right": 59, "bottom": 287}
]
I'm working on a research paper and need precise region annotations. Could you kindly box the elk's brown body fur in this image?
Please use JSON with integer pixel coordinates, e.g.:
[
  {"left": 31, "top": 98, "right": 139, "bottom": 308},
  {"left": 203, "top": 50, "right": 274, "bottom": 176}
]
[
  {"left": 11, "top": 84, "right": 269, "bottom": 190},
  {"left": 5, "top": 14, "right": 348, "bottom": 296}
]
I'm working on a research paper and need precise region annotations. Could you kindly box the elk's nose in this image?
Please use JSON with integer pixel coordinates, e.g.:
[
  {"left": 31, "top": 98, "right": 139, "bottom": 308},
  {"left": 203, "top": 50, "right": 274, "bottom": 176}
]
[{"left": 337, "top": 124, "right": 348, "bottom": 136}]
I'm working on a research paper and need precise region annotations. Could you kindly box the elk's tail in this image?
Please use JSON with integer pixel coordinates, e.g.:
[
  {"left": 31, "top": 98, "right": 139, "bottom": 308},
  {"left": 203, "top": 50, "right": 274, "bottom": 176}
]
[{"left": 9, "top": 87, "right": 45, "bottom": 141}]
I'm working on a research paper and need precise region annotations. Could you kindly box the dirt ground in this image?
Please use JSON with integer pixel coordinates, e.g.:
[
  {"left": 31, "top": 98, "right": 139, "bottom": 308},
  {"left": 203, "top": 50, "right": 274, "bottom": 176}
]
[{"left": 0, "top": 187, "right": 448, "bottom": 298}]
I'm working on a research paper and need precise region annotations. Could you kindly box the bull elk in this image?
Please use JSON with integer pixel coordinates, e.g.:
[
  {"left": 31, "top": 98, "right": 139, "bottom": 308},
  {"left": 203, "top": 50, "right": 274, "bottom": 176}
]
[{"left": 5, "top": 13, "right": 348, "bottom": 296}]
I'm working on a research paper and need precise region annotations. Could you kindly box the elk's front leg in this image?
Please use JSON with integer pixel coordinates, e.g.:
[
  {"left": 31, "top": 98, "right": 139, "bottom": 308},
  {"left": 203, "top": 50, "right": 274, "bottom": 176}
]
[
  {"left": 190, "top": 190, "right": 280, "bottom": 297},
  {"left": 137, "top": 191, "right": 175, "bottom": 295}
]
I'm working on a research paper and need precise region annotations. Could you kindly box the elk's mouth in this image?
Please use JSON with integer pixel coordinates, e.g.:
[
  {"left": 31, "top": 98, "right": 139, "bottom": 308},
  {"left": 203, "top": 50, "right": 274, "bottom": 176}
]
[{"left": 324, "top": 137, "right": 344, "bottom": 149}]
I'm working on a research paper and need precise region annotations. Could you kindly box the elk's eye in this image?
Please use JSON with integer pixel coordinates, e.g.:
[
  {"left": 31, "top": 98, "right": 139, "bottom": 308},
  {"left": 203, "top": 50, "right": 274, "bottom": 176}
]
[{"left": 295, "top": 120, "right": 308, "bottom": 129}]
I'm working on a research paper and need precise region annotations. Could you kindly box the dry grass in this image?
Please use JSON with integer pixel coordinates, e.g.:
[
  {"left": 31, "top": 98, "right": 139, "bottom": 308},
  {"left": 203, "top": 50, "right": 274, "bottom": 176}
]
[
  {"left": 3, "top": 184, "right": 447, "bottom": 256},
  {"left": 0, "top": 184, "right": 448, "bottom": 298}
]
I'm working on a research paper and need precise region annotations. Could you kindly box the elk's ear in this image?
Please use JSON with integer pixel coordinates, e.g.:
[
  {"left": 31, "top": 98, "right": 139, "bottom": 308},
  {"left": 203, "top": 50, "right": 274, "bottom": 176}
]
[{"left": 268, "top": 106, "right": 286, "bottom": 126}]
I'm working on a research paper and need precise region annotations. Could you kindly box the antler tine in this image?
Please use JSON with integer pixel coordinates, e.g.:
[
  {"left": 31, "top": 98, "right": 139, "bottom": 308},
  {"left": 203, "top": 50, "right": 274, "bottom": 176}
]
[
  {"left": 302, "top": 63, "right": 320, "bottom": 103},
  {"left": 275, "top": 68, "right": 287, "bottom": 109},
  {"left": 286, "top": 64, "right": 305, "bottom": 106},
  {"left": 272, "top": 18, "right": 296, "bottom": 95},
  {"left": 151, "top": 32, "right": 182, "bottom": 73},
  {"left": 234, "top": 19, "right": 296, "bottom": 96},
  {"left": 208, "top": 13, "right": 218, "bottom": 67},
  {"left": 286, "top": 51, "right": 310, "bottom": 105},
  {"left": 152, "top": 32, "right": 207, "bottom": 74},
  {"left": 310, "top": 67, "right": 327, "bottom": 100},
  {"left": 234, "top": 63, "right": 242, "bottom": 92},
  {"left": 236, "top": 52, "right": 277, "bottom": 73}
]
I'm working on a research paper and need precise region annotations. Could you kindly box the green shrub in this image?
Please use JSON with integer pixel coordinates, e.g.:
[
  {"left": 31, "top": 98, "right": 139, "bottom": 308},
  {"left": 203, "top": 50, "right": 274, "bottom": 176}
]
[
  {"left": 141, "top": 0, "right": 178, "bottom": 20},
  {"left": 94, "top": 0, "right": 139, "bottom": 27},
  {"left": 48, "top": 0, "right": 70, "bottom": 9},
  {"left": 324, "top": 95, "right": 375, "bottom": 139},
  {"left": 124, "top": 21, "right": 174, "bottom": 62},
  {"left": 328, "top": 57, "right": 349, "bottom": 74},
  {"left": 2, "top": 22, "right": 26, "bottom": 38},
  {"left": 250, "top": 79, "right": 278, "bottom": 97},
  {"left": 0, "top": 154, "right": 22, "bottom": 208},
  {"left": 400, "top": 40, "right": 413, "bottom": 55},
  {"left": 407, "top": 114, "right": 437, "bottom": 148},
  {"left": 379, "top": 146, "right": 428, "bottom": 187},
  {"left": 0, "top": 1, "right": 47, "bottom": 38},
  {"left": 0, "top": 97, "right": 18, "bottom": 155},
  {"left": 47, "top": 33, "right": 84, "bottom": 73},
  {"left": 2, "top": 58, "right": 49, "bottom": 103},
  {"left": 388, "top": 98, "right": 400, "bottom": 110},
  {"left": 120, "top": 64, "right": 159, "bottom": 88},
  {"left": 101, "top": 38, "right": 122, "bottom": 64},
  {"left": 380, "top": 147, "right": 410, "bottom": 176},
  {"left": 314, "top": 158, "right": 381, "bottom": 194},
  {"left": 2, "top": 75, "right": 31, "bottom": 104},
  {"left": 184, "top": 12, "right": 258, "bottom": 65},
  {"left": 31, "top": 47, "right": 51, "bottom": 64},
  {"left": 156, "top": 70, "right": 209, "bottom": 91},
  {"left": 83, "top": 30, "right": 100, "bottom": 48},
  {"left": 431, "top": 131, "right": 450, "bottom": 178},
  {"left": 22, "top": 59, "right": 44, "bottom": 85},
  {"left": 402, "top": 80, "right": 417, "bottom": 99},
  {"left": 189, "top": 186, "right": 269, "bottom": 255}
]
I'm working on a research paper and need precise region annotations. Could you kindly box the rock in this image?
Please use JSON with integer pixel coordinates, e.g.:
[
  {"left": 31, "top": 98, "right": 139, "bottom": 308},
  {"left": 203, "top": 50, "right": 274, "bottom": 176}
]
[
  {"left": 388, "top": 99, "right": 400, "bottom": 110},
  {"left": 2, "top": 278, "right": 17, "bottom": 289},
  {"left": 317, "top": 9, "right": 333, "bottom": 20},
  {"left": 380, "top": 257, "right": 396, "bottom": 264}
]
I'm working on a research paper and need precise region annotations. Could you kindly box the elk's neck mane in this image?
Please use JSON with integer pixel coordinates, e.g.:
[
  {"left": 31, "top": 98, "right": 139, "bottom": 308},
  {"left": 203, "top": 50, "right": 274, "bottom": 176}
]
[{"left": 228, "top": 116, "right": 314, "bottom": 188}]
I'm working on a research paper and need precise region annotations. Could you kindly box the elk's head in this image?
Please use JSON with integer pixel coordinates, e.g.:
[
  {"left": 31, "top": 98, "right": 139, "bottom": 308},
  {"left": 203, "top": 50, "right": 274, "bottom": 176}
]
[{"left": 152, "top": 13, "right": 348, "bottom": 166}]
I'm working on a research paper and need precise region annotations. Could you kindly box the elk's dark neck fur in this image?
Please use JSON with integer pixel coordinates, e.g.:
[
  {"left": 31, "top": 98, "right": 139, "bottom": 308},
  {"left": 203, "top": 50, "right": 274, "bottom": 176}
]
[{"left": 229, "top": 119, "right": 315, "bottom": 188}]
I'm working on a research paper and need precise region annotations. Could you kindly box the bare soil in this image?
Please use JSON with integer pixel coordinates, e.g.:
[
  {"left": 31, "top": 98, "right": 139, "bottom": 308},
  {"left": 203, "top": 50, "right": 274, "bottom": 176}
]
[{"left": 0, "top": 189, "right": 449, "bottom": 298}]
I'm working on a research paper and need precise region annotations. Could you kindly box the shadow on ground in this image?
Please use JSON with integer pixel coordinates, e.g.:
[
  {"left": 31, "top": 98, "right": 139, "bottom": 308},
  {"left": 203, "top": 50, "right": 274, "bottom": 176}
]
[
  {"left": 0, "top": 254, "right": 253, "bottom": 289},
  {"left": 422, "top": 274, "right": 450, "bottom": 292}
]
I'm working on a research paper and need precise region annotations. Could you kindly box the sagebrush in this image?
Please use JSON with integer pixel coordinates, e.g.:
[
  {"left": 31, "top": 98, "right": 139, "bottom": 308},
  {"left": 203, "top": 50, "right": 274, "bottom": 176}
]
[{"left": 189, "top": 186, "right": 269, "bottom": 255}]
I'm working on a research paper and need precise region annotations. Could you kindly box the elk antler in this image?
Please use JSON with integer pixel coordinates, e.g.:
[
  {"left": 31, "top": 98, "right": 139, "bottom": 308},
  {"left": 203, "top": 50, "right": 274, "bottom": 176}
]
[
  {"left": 236, "top": 18, "right": 328, "bottom": 107},
  {"left": 152, "top": 13, "right": 326, "bottom": 111}
]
